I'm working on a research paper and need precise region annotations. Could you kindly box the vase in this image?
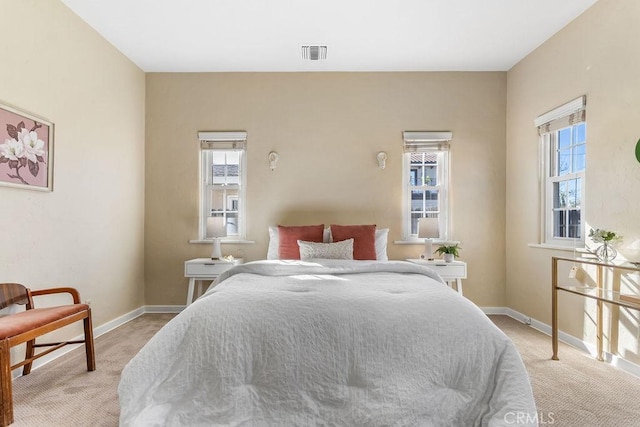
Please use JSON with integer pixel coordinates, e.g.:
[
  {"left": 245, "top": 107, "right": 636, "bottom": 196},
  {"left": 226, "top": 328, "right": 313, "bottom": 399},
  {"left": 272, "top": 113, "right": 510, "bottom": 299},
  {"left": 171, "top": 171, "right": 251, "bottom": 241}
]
[
  {"left": 443, "top": 253, "right": 454, "bottom": 263},
  {"left": 595, "top": 242, "right": 617, "bottom": 262}
]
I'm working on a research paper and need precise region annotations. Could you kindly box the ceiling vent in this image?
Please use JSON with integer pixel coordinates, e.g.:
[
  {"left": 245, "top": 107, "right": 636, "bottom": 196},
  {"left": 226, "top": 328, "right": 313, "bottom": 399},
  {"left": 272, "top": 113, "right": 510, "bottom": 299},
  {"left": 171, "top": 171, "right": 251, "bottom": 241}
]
[{"left": 301, "top": 45, "right": 327, "bottom": 61}]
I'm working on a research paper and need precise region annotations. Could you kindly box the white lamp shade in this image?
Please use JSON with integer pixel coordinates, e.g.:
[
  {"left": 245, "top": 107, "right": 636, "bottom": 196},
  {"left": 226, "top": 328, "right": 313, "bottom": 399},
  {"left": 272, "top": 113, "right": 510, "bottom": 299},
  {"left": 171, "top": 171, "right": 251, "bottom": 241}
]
[
  {"left": 206, "top": 217, "right": 227, "bottom": 238},
  {"left": 418, "top": 217, "right": 439, "bottom": 239}
]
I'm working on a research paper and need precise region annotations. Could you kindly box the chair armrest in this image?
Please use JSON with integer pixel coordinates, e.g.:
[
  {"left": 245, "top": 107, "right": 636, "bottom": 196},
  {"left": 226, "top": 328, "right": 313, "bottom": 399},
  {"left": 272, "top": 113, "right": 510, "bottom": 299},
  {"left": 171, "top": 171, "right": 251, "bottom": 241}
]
[{"left": 29, "top": 287, "right": 82, "bottom": 304}]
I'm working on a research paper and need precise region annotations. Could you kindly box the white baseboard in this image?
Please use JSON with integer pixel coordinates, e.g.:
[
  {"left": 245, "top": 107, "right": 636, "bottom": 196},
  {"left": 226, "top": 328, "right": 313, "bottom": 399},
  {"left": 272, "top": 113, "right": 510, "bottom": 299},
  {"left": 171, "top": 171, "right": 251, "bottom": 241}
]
[
  {"left": 94, "top": 306, "right": 146, "bottom": 338},
  {"left": 480, "top": 306, "right": 508, "bottom": 316},
  {"left": 18, "top": 304, "right": 640, "bottom": 380},
  {"left": 482, "top": 307, "right": 640, "bottom": 379},
  {"left": 14, "top": 305, "right": 184, "bottom": 378},
  {"left": 144, "top": 305, "right": 184, "bottom": 313}
]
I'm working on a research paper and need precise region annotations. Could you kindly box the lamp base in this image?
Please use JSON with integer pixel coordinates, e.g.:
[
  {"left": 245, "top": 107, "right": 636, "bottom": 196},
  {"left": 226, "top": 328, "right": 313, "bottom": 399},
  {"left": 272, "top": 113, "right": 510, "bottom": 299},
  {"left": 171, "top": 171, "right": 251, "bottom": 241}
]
[
  {"left": 423, "top": 238, "right": 434, "bottom": 261},
  {"left": 211, "top": 238, "right": 222, "bottom": 260}
]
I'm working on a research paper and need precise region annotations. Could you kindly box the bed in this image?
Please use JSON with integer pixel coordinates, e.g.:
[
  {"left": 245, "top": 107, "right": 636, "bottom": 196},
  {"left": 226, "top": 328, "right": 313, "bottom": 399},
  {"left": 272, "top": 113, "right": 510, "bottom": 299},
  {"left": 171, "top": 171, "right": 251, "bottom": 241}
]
[{"left": 118, "top": 258, "right": 537, "bottom": 426}]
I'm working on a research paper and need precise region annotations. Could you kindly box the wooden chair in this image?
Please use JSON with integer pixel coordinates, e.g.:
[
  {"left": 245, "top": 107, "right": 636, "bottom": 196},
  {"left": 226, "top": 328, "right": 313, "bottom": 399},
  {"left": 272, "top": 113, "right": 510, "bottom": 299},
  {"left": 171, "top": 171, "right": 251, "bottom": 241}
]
[{"left": 0, "top": 283, "right": 95, "bottom": 426}]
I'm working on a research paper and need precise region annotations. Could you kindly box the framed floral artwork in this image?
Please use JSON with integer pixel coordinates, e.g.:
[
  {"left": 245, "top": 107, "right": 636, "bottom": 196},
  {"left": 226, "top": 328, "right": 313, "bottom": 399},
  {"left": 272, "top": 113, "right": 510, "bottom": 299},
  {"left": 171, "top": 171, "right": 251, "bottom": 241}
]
[{"left": 0, "top": 101, "right": 54, "bottom": 191}]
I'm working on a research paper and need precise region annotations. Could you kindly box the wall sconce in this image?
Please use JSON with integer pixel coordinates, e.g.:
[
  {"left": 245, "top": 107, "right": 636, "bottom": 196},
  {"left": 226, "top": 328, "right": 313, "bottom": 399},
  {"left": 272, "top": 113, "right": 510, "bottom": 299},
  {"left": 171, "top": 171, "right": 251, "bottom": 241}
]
[
  {"left": 376, "top": 151, "right": 387, "bottom": 170},
  {"left": 268, "top": 151, "right": 279, "bottom": 171}
]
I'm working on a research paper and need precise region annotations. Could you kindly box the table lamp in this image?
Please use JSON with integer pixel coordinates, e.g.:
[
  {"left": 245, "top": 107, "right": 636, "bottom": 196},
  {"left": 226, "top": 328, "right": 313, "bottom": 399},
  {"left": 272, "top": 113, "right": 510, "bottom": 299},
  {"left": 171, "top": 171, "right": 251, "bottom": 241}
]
[
  {"left": 418, "top": 217, "right": 439, "bottom": 260},
  {"left": 206, "top": 217, "right": 227, "bottom": 260}
]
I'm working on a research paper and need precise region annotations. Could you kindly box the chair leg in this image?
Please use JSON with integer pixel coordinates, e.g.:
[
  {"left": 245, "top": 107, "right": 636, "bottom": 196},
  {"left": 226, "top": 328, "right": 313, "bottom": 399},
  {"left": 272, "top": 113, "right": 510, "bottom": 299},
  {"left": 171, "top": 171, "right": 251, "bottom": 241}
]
[
  {"left": 0, "top": 340, "right": 14, "bottom": 426},
  {"left": 22, "top": 339, "right": 35, "bottom": 376},
  {"left": 84, "top": 311, "right": 96, "bottom": 371}
]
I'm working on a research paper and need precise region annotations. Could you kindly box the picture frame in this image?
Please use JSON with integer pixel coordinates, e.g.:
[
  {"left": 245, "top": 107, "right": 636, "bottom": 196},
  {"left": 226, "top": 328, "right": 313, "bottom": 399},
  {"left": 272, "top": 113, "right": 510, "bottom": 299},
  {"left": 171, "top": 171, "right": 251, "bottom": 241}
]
[{"left": 0, "top": 101, "right": 54, "bottom": 191}]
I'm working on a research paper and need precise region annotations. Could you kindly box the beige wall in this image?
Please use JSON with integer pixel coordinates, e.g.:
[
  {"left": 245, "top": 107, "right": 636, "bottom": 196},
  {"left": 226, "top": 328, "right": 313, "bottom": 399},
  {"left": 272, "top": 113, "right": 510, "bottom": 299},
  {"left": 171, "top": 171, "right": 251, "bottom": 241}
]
[
  {"left": 0, "top": 1, "right": 146, "bottom": 330},
  {"left": 4, "top": 0, "right": 637, "bottom": 369},
  {"left": 506, "top": 0, "right": 640, "bottom": 363},
  {"left": 145, "top": 72, "right": 507, "bottom": 306}
]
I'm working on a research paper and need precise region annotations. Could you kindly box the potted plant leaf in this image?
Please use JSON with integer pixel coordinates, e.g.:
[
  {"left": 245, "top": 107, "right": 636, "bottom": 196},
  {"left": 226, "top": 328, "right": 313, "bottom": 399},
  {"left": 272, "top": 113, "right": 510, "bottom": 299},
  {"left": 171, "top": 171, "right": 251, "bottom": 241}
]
[{"left": 434, "top": 243, "right": 460, "bottom": 263}]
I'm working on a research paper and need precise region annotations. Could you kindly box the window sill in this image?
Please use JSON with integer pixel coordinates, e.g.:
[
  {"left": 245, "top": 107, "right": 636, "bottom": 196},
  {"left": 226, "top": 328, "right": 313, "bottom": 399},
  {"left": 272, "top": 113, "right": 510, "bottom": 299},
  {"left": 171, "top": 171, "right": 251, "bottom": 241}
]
[
  {"left": 189, "top": 239, "right": 255, "bottom": 245},
  {"left": 528, "top": 243, "right": 588, "bottom": 253},
  {"left": 394, "top": 239, "right": 461, "bottom": 245}
]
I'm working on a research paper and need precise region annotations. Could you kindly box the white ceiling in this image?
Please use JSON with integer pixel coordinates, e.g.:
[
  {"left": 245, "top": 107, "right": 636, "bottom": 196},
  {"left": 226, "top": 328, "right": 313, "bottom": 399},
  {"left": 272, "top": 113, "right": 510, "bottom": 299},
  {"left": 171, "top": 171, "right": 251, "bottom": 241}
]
[{"left": 60, "top": 0, "right": 599, "bottom": 73}]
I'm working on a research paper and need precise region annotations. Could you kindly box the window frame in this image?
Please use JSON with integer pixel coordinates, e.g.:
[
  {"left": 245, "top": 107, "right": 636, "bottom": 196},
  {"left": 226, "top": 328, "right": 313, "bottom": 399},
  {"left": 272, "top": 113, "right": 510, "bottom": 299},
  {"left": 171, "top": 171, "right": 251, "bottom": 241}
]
[
  {"left": 541, "top": 125, "right": 585, "bottom": 246},
  {"left": 401, "top": 132, "right": 451, "bottom": 241},
  {"left": 535, "top": 97, "right": 586, "bottom": 247},
  {"left": 198, "top": 132, "right": 247, "bottom": 242}
]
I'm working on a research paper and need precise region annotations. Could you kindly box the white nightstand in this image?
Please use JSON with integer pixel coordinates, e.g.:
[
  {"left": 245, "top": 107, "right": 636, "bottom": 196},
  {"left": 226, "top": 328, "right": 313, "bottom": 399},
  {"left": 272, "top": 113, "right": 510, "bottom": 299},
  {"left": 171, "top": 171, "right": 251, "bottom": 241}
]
[
  {"left": 184, "top": 258, "right": 243, "bottom": 306},
  {"left": 406, "top": 259, "right": 467, "bottom": 295}
]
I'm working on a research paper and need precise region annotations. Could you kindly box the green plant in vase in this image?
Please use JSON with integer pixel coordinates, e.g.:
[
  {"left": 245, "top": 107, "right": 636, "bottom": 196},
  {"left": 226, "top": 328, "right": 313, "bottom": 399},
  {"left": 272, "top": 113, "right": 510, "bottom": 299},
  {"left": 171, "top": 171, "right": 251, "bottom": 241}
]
[
  {"left": 434, "top": 243, "right": 460, "bottom": 262},
  {"left": 588, "top": 228, "right": 621, "bottom": 262}
]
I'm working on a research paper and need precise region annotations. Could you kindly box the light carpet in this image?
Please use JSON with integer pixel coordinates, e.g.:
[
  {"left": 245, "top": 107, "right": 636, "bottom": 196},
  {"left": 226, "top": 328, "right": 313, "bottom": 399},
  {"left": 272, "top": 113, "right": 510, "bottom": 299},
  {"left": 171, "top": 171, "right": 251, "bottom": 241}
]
[
  {"left": 12, "top": 314, "right": 174, "bottom": 427},
  {"left": 9, "top": 314, "right": 640, "bottom": 426},
  {"left": 491, "top": 316, "right": 640, "bottom": 427}
]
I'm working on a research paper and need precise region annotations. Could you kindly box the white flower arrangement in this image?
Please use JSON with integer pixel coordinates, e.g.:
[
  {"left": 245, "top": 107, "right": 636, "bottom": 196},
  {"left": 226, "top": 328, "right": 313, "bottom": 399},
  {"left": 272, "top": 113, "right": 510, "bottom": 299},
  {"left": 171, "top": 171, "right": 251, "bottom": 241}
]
[{"left": 588, "top": 228, "right": 622, "bottom": 244}]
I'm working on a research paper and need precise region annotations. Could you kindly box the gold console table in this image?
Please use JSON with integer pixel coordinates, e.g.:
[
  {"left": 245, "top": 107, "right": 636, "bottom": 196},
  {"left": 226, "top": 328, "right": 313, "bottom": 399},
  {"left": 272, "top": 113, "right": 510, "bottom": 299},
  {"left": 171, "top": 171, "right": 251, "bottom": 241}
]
[{"left": 552, "top": 256, "right": 640, "bottom": 361}]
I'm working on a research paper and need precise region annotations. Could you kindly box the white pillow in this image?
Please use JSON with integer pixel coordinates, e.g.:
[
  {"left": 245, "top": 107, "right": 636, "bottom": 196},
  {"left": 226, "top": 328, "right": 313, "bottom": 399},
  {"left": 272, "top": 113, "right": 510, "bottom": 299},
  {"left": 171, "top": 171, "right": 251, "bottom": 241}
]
[
  {"left": 297, "top": 239, "right": 354, "bottom": 261},
  {"left": 267, "top": 226, "right": 280, "bottom": 260},
  {"left": 267, "top": 226, "right": 331, "bottom": 260},
  {"left": 375, "top": 228, "right": 389, "bottom": 261}
]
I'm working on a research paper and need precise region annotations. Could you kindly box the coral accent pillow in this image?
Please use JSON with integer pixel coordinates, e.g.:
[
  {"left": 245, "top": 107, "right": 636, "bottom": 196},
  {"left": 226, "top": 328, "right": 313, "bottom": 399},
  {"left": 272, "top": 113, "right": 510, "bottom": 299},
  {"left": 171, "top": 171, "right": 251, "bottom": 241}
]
[
  {"left": 267, "top": 226, "right": 331, "bottom": 259},
  {"left": 330, "top": 224, "right": 377, "bottom": 260},
  {"left": 278, "top": 225, "right": 325, "bottom": 259}
]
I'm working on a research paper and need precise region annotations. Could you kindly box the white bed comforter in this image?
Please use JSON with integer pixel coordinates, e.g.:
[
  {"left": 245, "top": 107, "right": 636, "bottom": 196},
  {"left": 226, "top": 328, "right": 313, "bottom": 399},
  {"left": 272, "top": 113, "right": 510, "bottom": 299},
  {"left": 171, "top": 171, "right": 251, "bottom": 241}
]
[{"left": 119, "top": 260, "right": 537, "bottom": 426}]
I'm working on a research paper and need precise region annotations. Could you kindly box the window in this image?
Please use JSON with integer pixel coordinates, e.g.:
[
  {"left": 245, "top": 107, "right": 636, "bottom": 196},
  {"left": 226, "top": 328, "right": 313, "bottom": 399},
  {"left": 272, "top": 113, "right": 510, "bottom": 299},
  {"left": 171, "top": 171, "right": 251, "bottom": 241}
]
[
  {"left": 402, "top": 131, "right": 451, "bottom": 240},
  {"left": 535, "top": 97, "right": 586, "bottom": 246},
  {"left": 198, "top": 131, "right": 247, "bottom": 240}
]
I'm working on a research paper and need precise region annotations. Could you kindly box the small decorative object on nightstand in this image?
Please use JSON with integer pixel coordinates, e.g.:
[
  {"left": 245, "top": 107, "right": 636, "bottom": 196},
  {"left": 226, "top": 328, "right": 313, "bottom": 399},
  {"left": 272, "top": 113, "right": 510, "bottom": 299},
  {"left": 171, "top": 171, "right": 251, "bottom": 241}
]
[
  {"left": 434, "top": 243, "right": 461, "bottom": 263},
  {"left": 184, "top": 257, "right": 243, "bottom": 306},
  {"left": 406, "top": 258, "right": 467, "bottom": 295}
]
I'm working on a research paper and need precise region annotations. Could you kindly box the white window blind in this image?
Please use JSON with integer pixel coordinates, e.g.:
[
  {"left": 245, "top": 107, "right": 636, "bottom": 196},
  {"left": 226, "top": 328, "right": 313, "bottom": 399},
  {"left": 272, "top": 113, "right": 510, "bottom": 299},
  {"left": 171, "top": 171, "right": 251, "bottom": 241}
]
[
  {"left": 198, "top": 131, "right": 247, "bottom": 150},
  {"left": 403, "top": 131, "right": 452, "bottom": 152},
  {"left": 535, "top": 96, "right": 586, "bottom": 135}
]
